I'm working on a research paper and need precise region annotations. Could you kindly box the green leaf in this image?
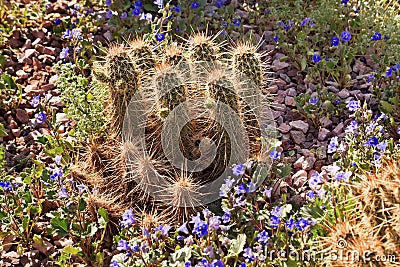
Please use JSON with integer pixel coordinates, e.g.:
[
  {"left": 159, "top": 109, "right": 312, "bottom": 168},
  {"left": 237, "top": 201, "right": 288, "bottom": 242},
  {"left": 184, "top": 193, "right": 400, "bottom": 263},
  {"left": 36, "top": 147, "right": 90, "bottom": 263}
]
[
  {"left": 63, "top": 246, "right": 81, "bottom": 255},
  {"left": 50, "top": 217, "right": 69, "bottom": 237},
  {"left": 380, "top": 100, "right": 394, "bottom": 113},
  {"left": 300, "top": 57, "right": 307, "bottom": 71},
  {"left": 0, "top": 55, "right": 6, "bottom": 68},
  {"left": 33, "top": 234, "right": 44, "bottom": 245},
  {"left": 98, "top": 208, "right": 108, "bottom": 224},
  {"left": 170, "top": 246, "right": 191, "bottom": 264},
  {"left": 0, "top": 123, "right": 7, "bottom": 137},
  {"left": 277, "top": 164, "right": 292, "bottom": 179},
  {"left": 81, "top": 223, "right": 98, "bottom": 238},
  {"left": 228, "top": 233, "right": 246, "bottom": 256},
  {"left": 144, "top": 3, "right": 158, "bottom": 12}
]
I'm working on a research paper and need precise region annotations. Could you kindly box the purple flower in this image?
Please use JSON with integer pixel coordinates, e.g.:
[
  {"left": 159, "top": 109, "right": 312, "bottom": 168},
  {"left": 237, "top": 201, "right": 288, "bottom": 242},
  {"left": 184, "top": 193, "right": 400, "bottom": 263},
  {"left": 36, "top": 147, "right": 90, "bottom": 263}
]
[
  {"left": 191, "top": 1, "right": 199, "bottom": 9},
  {"left": 233, "top": 195, "right": 246, "bottom": 207},
  {"left": 243, "top": 247, "right": 255, "bottom": 262},
  {"left": 54, "top": 18, "right": 62, "bottom": 25},
  {"left": 346, "top": 100, "right": 360, "bottom": 112},
  {"left": 140, "top": 13, "right": 152, "bottom": 21},
  {"left": 216, "top": 0, "right": 223, "bottom": 8},
  {"left": 106, "top": 0, "right": 112, "bottom": 7},
  {"left": 155, "top": 33, "right": 165, "bottom": 42},
  {"left": 58, "top": 187, "right": 69, "bottom": 198},
  {"left": 309, "top": 172, "right": 322, "bottom": 189},
  {"left": 219, "top": 177, "right": 235, "bottom": 197},
  {"left": 120, "top": 209, "right": 135, "bottom": 228},
  {"left": 54, "top": 155, "right": 62, "bottom": 164},
  {"left": 71, "top": 29, "right": 82, "bottom": 40},
  {"left": 286, "top": 218, "right": 295, "bottom": 230},
  {"left": 209, "top": 216, "right": 221, "bottom": 230},
  {"left": 263, "top": 188, "right": 272, "bottom": 198},
  {"left": 60, "top": 47, "right": 69, "bottom": 59},
  {"left": 306, "top": 191, "right": 315, "bottom": 200},
  {"left": 117, "top": 239, "right": 130, "bottom": 251},
  {"left": 271, "top": 206, "right": 282, "bottom": 217},
  {"left": 296, "top": 218, "right": 309, "bottom": 231},
  {"left": 233, "top": 18, "right": 241, "bottom": 27},
  {"left": 232, "top": 164, "right": 245, "bottom": 176},
  {"left": 106, "top": 10, "right": 113, "bottom": 19},
  {"left": 193, "top": 221, "right": 208, "bottom": 237},
  {"left": 0, "top": 181, "right": 13, "bottom": 192},
  {"left": 235, "top": 183, "right": 246, "bottom": 194},
  {"left": 222, "top": 212, "right": 230, "bottom": 223},
  {"left": 269, "top": 150, "right": 281, "bottom": 160},
  {"left": 62, "top": 29, "right": 72, "bottom": 39},
  {"left": 386, "top": 68, "right": 393, "bottom": 77},
  {"left": 331, "top": 37, "right": 339, "bottom": 46},
  {"left": 309, "top": 97, "right": 318, "bottom": 105},
  {"left": 334, "top": 171, "right": 352, "bottom": 182},
  {"left": 397, "top": 128, "right": 400, "bottom": 134},
  {"left": 246, "top": 182, "right": 256, "bottom": 193},
  {"left": 273, "top": 35, "right": 279, "bottom": 43},
  {"left": 177, "top": 222, "right": 189, "bottom": 234},
  {"left": 120, "top": 12, "right": 128, "bottom": 19},
  {"left": 211, "top": 260, "right": 224, "bottom": 267},
  {"left": 300, "top": 17, "right": 314, "bottom": 27},
  {"left": 364, "top": 137, "right": 379, "bottom": 146},
  {"left": 110, "top": 260, "right": 120, "bottom": 267},
  {"left": 30, "top": 95, "right": 40, "bottom": 108},
  {"left": 270, "top": 215, "right": 281, "bottom": 228},
  {"left": 345, "top": 120, "right": 358, "bottom": 134},
  {"left": 50, "top": 167, "right": 63, "bottom": 181},
  {"left": 371, "top": 32, "right": 382, "bottom": 41},
  {"left": 76, "top": 184, "right": 86, "bottom": 194},
  {"left": 340, "top": 31, "right": 351, "bottom": 42},
  {"left": 312, "top": 54, "right": 321, "bottom": 63},
  {"left": 154, "top": 0, "right": 163, "bottom": 9},
  {"left": 153, "top": 225, "right": 171, "bottom": 236},
  {"left": 256, "top": 230, "right": 269, "bottom": 244},
  {"left": 36, "top": 112, "right": 47, "bottom": 124},
  {"left": 327, "top": 137, "right": 339, "bottom": 153}
]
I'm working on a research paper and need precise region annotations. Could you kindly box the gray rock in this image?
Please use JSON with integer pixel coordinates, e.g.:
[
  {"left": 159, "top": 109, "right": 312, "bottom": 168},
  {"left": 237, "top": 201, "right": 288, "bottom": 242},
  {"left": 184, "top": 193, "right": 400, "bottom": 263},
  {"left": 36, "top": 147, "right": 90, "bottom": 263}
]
[
  {"left": 284, "top": 96, "right": 296, "bottom": 107},
  {"left": 332, "top": 122, "right": 344, "bottom": 135},
  {"left": 338, "top": 89, "right": 350, "bottom": 99},
  {"left": 294, "top": 156, "right": 305, "bottom": 169},
  {"left": 15, "top": 109, "right": 30, "bottom": 124},
  {"left": 290, "top": 130, "right": 306, "bottom": 144},
  {"left": 278, "top": 123, "right": 291, "bottom": 133},
  {"left": 293, "top": 170, "right": 308, "bottom": 188},
  {"left": 272, "top": 59, "right": 289, "bottom": 71},
  {"left": 319, "top": 117, "right": 332, "bottom": 128},
  {"left": 318, "top": 128, "right": 330, "bottom": 141},
  {"left": 302, "top": 156, "right": 316, "bottom": 170},
  {"left": 289, "top": 120, "right": 309, "bottom": 133},
  {"left": 56, "top": 113, "right": 69, "bottom": 124}
]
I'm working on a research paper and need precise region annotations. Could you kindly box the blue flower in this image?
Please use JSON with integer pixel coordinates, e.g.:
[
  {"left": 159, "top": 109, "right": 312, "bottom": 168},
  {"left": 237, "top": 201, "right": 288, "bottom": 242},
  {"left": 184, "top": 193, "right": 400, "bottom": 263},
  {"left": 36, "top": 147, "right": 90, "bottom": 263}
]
[
  {"left": 386, "top": 68, "right": 393, "bottom": 77},
  {"left": 106, "top": 10, "right": 113, "bottom": 19},
  {"left": 50, "top": 167, "right": 63, "bottom": 181},
  {"left": 393, "top": 64, "right": 400, "bottom": 71},
  {"left": 216, "top": 0, "right": 223, "bottom": 8},
  {"left": 346, "top": 100, "right": 360, "bottom": 112},
  {"left": 71, "top": 29, "right": 82, "bottom": 40},
  {"left": 58, "top": 187, "right": 69, "bottom": 198},
  {"left": 331, "top": 37, "right": 339, "bottom": 46},
  {"left": 300, "top": 17, "right": 314, "bottom": 27},
  {"left": 106, "top": 0, "right": 112, "bottom": 6},
  {"left": 269, "top": 150, "right": 281, "bottom": 160},
  {"left": 341, "top": 0, "right": 349, "bottom": 6},
  {"left": 211, "top": 260, "right": 224, "bottom": 267},
  {"left": 120, "top": 12, "right": 128, "bottom": 19},
  {"left": 309, "top": 172, "right": 322, "bottom": 189},
  {"left": 193, "top": 221, "right": 208, "bottom": 237},
  {"left": 263, "top": 188, "right": 272, "bottom": 198},
  {"left": 153, "top": 225, "right": 171, "bottom": 236},
  {"left": 233, "top": 195, "right": 246, "bottom": 207},
  {"left": 120, "top": 209, "right": 135, "bottom": 228},
  {"left": 0, "top": 181, "right": 12, "bottom": 192},
  {"left": 60, "top": 47, "right": 69, "bottom": 60},
  {"left": 327, "top": 137, "right": 339, "bottom": 153},
  {"left": 316, "top": 189, "right": 326, "bottom": 198},
  {"left": 271, "top": 206, "right": 282, "bottom": 217},
  {"left": 185, "top": 262, "right": 192, "bottom": 267},
  {"left": 154, "top": 0, "right": 163, "bottom": 9},
  {"left": 209, "top": 216, "right": 221, "bottom": 230},
  {"left": 334, "top": 171, "right": 352, "bottom": 182},
  {"left": 117, "top": 239, "right": 130, "bottom": 251},
  {"left": 286, "top": 218, "right": 295, "bottom": 230},
  {"left": 364, "top": 137, "right": 379, "bottom": 146},
  {"left": 76, "top": 184, "right": 86, "bottom": 194},
  {"left": 132, "top": 8, "right": 141, "bottom": 16},
  {"left": 30, "top": 95, "right": 40, "bottom": 108},
  {"left": 233, "top": 18, "right": 241, "bottom": 27},
  {"left": 54, "top": 18, "right": 62, "bottom": 25},
  {"left": 232, "top": 164, "right": 245, "bottom": 176},
  {"left": 222, "top": 212, "right": 230, "bottom": 223},
  {"left": 36, "top": 112, "right": 47, "bottom": 124},
  {"left": 256, "top": 230, "right": 269, "bottom": 244},
  {"left": 309, "top": 97, "right": 318, "bottom": 105},
  {"left": 273, "top": 35, "right": 279, "bottom": 43},
  {"left": 306, "top": 191, "right": 315, "bottom": 199},
  {"left": 398, "top": 128, "right": 400, "bottom": 134},
  {"left": 270, "top": 215, "right": 281, "bottom": 228},
  {"left": 134, "top": 0, "right": 143, "bottom": 7},
  {"left": 110, "top": 260, "right": 120, "bottom": 267},
  {"left": 62, "top": 29, "right": 72, "bottom": 39},
  {"left": 173, "top": 5, "right": 181, "bottom": 12},
  {"left": 312, "top": 54, "right": 321, "bottom": 63},
  {"left": 219, "top": 177, "right": 235, "bottom": 197},
  {"left": 340, "top": 31, "right": 351, "bottom": 42},
  {"left": 243, "top": 247, "right": 255, "bottom": 262},
  {"left": 246, "top": 182, "right": 256, "bottom": 193},
  {"left": 236, "top": 183, "right": 246, "bottom": 194},
  {"left": 296, "top": 218, "right": 309, "bottom": 231},
  {"left": 177, "top": 222, "right": 189, "bottom": 234},
  {"left": 345, "top": 120, "right": 358, "bottom": 134},
  {"left": 371, "top": 32, "right": 382, "bottom": 41},
  {"left": 155, "top": 33, "right": 165, "bottom": 42},
  {"left": 191, "top": 1, "right": 199, "bottom": 9},
  {"left": 142, "top": 227, "right": 150, "bottom": 237}
]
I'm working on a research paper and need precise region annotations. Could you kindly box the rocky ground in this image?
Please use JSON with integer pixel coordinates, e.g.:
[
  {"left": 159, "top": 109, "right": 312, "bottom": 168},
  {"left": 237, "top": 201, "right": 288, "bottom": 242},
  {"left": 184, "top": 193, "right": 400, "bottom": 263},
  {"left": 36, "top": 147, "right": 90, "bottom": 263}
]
[{"left": 0, "top": 1, "right": 382, "bottom": 266}]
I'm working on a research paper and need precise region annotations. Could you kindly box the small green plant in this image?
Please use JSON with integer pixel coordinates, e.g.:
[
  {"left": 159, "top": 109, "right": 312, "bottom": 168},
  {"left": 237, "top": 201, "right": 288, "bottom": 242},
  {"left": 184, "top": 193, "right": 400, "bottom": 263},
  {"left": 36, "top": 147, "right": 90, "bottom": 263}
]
[
  {"left": 55, "top": 62, "right": 109, "bottom": 142},
  {"left": 0, "top": 73, "right": 22, "bottom": 111}
]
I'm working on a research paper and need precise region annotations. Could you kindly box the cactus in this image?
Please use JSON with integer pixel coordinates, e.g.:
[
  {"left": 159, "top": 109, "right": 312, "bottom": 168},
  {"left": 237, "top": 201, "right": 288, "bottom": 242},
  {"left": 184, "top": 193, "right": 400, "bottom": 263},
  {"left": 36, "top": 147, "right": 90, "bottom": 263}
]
[
  {"left": 320, "top": 161, "right": 400, "bottom": 266},
  {"left": 85, "top": 33, "right": 271, "bottom": 221}
]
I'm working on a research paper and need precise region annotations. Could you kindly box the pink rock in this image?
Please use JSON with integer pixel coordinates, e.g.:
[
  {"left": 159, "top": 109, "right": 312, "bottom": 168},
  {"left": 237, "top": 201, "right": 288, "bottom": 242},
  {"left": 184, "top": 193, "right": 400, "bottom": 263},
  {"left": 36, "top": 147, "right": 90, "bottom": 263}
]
[
  {"left": 293, "top": 170, "right": 308, "bottom": 188},
  {"left": 15, "top": 109, "right": 30, "bottom": 124}
]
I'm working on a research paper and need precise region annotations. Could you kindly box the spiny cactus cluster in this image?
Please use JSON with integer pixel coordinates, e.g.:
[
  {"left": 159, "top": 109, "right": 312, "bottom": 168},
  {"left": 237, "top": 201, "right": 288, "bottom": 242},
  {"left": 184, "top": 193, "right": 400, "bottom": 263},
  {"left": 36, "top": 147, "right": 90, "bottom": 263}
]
[
  {"left": 86, "top": 33, "right": 272, "bottom": 221},
  {"left": 320, "top": 161, "right": 400, "bottom": 266}
]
